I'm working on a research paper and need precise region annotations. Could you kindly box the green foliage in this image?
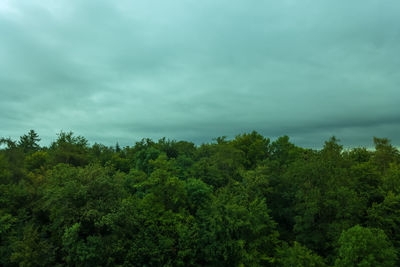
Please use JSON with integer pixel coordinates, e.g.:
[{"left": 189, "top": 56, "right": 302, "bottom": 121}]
[
  {"left": 1, "top": 138, "right": 25, "bottom": 182},
  {"left": 372, "top": 137, "right": 400, "bottom": 172},
  {"left": 350, "top": 161, "right": 383, "bottom": 204},
  {"left": 242, "top": 165, "right": 272, "bottom": 201},
  {"left": 192, "top": 142, "right": 244, "bottom": 188},
  {"left": 134, "top": 142, "right": 161, "bottom": 174},
  {"left": 276, "top": 242, "right": 326, "bottom": 267},
  {"left": 232, "top": 130, "right": 270, "bottom": 169},
  {"left": 25, "top": 151, "right": 49, "bottom": 171},
  {"left": 344, "top": 147, "right": 372, "bottom": 164},
  {"left": 49, "top": 131, "right": 90, "bottom": 167},
  {"left": 0, "top": 212, "right": 17, "bottom": 265},
  {"left": 185, "top": 178, "right": 212, "bottom": 213},
  {"left": 381, "top": 163, "right": 400, "bottom": 194},
  {"left": 367, "top": 192, "right": 400, "bottom": 248},
  {"left": 0, "top": 153, "right": 13, "bottom": 184},
  {"left": 62, "top": 223, "right": 106, "bottom": 266},
  {"left": 192, "top": 190, "right": 279, "bottom": 266},
  {"left": 335, "top": 225, "right": 397, "bottom": 267},
  {"left": 269, "top": 135, "right": 303, "bottom": 173},
  {"left": 11, "top": 224, "right": 56, "bottom": 267},
  {"left": 18, "top": 130, "right": 41, "bottom": 154},
  {"left": 1, "top": 131, "right": 400, "bottom": 266}
]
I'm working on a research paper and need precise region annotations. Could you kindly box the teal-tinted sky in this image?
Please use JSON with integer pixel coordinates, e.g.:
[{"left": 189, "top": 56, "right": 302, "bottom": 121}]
[{"left": 1, "top": 0, "right": 400, "bottom": 148}]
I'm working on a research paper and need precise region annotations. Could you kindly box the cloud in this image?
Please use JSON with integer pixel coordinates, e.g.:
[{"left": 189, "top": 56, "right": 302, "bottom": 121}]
[{"left": 1, "top": 0, "right": 400, "bottom": 148}]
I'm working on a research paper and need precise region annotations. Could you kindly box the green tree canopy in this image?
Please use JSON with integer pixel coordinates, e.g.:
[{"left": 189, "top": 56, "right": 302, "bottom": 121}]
[{"left": 335, "top": 225, "right": 397, "bottom": 267}]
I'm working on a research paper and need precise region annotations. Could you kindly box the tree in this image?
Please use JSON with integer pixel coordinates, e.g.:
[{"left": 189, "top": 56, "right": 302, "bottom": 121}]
[
  {"left": 335, "top": 225, "right": 397, "bottom": 267},
  {"left": 18, "top": 130, "right": 41, "bottom": 153},
  {"left": 320, "top": 136, "right": 344, "bottom": 169},
  {"left": 192, "top": 190, "right": 279, "bottom": 266},
  {"left": 133, "top": 142, "right": 161, "bottom": 175},
  {"left": 10, "top": 224, "right": 56, "bottom": 267},
  {"left": 192, "top": 143, "right": 244, "bottom": 188},
  {"left": 288, "top": 140, "right": 365, "bottom": 258},
  {"left": 185, "top": 178, "right": 212, "bottom": 214},
  {"left": 269, "top": 135, "right": 303, "bottom": 173},
  {"left": 276, "top": 242, "right": 326, "bottom": 267},
  {"left": 372, "top": 137, "right": 399, "bottom": 172},
  {"left": 231, "top": 131, "right": 270, "bottom": 170},
  {"left": 367, "top": 192, "right": 400, "bottom": 249},
  {"left": 25, "top": 151, "right": 49, "bottom": 172},
  {"left": 49, "top": 131, "right": 89, "bottom": 167},
  {"left": 350, "top": 161, "right": 383, "bottom": 205},
  {"left": 381, "top": 163, "right": 400, "bottom": 194}
]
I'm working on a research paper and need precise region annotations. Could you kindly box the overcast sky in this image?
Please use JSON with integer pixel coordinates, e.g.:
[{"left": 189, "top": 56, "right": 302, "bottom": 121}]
[{"left": 1, "top": 0, "right": 399, "bottom": 148}]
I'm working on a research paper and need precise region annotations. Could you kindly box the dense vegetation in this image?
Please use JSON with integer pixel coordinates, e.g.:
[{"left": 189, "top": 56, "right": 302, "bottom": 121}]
[{"left": 1, "top": 130, "right": 400, "bottom": 266}]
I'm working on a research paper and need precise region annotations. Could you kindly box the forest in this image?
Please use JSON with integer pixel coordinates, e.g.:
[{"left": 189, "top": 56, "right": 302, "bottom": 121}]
[{"left": 1, "top": 130, "right": 400, "bottom": 266}]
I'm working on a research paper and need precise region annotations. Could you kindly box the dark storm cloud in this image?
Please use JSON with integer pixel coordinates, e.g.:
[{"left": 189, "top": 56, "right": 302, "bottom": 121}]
[{"left": 1, "top": 0, "right": 400, "bottom": 148}]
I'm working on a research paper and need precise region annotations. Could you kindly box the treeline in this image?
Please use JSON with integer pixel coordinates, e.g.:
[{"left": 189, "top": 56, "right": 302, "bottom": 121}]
[{"left": 1, "top": 130, "right": 400, "bottom": 266}]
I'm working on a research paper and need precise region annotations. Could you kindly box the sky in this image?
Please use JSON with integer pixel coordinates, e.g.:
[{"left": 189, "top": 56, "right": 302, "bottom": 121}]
[{"left": 1, "top": 0, "right": 400, "bottom": 148}]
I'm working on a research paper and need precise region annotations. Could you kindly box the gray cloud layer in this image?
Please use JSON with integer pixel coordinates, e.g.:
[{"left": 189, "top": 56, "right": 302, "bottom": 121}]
[{"left": 1, "top": 0, "right": 400, "bottom": 148}]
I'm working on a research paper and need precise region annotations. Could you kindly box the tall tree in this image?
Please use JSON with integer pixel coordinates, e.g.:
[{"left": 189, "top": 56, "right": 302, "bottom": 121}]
[{"left": 18, "top": 130, "right": 41, "bottom": 153}]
